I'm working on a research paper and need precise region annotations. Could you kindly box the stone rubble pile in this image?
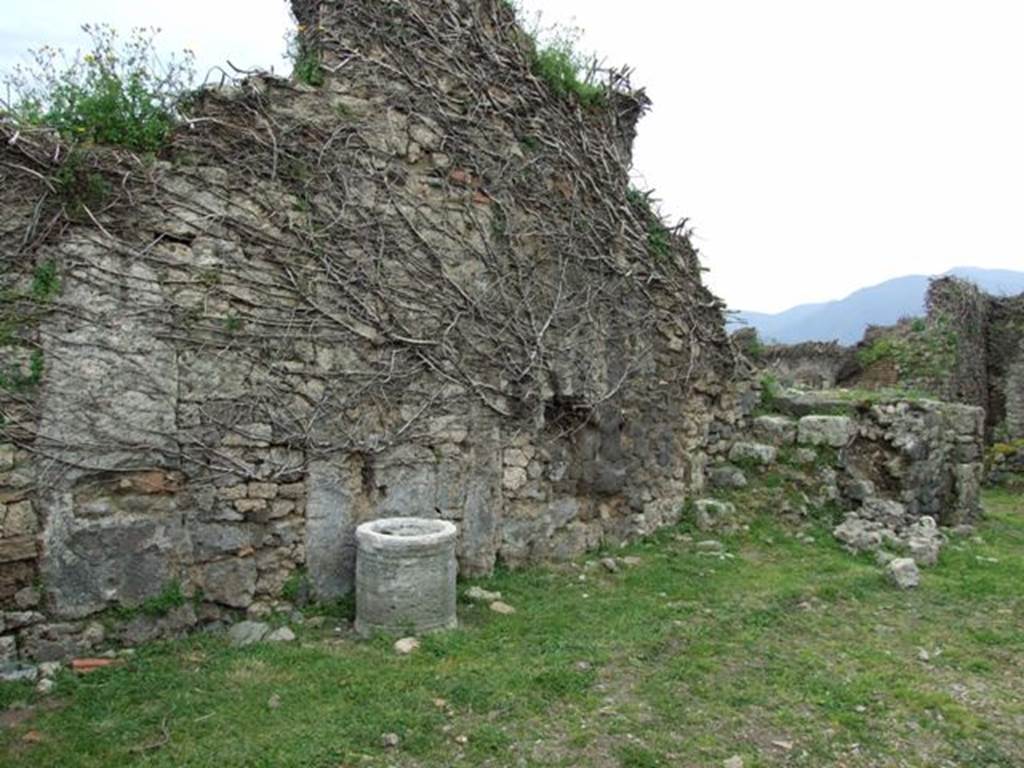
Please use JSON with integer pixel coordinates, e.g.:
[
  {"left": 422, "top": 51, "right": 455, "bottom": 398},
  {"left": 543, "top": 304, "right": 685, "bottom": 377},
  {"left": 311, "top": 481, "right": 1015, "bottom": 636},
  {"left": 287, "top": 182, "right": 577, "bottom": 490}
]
[{"left": 705, "top": 390, "right": 985, "bottom": 580}]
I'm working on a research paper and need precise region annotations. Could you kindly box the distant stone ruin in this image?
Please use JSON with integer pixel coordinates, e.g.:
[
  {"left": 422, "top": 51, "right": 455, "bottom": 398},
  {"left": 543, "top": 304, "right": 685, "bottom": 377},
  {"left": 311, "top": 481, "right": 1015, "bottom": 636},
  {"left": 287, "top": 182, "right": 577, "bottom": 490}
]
[
  {"left": 0, "top": 0, "right": 744, "bottom": 659},
  {"left": 751, "top": 277, "right": 1024, "bottom": 442},
  {"left": 758, "top": 340, "right": 857, "bottom": 391},
  {"left": 920, "top": 278, "right": 1024, "bottom": 441}
]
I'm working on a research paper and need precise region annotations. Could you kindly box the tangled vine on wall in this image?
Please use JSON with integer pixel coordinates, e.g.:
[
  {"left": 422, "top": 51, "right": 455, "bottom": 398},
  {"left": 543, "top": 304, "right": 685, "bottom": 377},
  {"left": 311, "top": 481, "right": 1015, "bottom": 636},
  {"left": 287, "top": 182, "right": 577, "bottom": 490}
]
[{"left": 0, "top": 0, "right": 744, "bottom": 635}]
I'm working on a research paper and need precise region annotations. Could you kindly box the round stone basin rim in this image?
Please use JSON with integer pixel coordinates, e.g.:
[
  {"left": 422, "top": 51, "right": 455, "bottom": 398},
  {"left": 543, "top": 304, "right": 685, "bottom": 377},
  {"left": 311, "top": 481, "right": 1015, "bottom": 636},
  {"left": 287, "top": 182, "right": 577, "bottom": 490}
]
[{"left": 356, "top": 517, "right": 457, "bottom": 550}]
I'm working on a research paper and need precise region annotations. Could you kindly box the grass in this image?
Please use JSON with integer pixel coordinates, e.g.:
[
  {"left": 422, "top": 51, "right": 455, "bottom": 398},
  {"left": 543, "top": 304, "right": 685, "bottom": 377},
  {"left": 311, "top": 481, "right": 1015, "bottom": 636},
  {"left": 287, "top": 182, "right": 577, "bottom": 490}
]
[
  {"left": 2, "top": 489, "right": 1022, "bottom": 766},
  {"left": 502, "top": 0, "right": 607, "bottom": 107},
  {"left": 530, "top": 42, "right": 605, "bottom": 107},
  {"left": 109, "top": 581, "right": 187, "bottom": 622}
]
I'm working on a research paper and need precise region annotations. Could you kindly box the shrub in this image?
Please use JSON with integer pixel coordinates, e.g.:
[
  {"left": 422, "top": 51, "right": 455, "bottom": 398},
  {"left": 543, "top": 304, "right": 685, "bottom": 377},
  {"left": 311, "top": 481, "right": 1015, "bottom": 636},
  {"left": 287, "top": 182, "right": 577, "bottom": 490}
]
[
  {"left": 139, "top": 580, "right": 186, "bottom": 617},
  {"left": 281, "top": 568, "right": 311, "bottom": 604},
  {"left": 741, "top": 334, "right": 766, "bottom": 362},
  {"left": 108, "top": 580, "right": 187, "bottom": 620},
  {"left": 857, "top": 337, "right": 899, "bottom": 367},
  {"left": 0, "top": 349, "right": 44, "bottom": 392},
  {"left": 1, "top": 24, "right": 195, "bottom": 151}
]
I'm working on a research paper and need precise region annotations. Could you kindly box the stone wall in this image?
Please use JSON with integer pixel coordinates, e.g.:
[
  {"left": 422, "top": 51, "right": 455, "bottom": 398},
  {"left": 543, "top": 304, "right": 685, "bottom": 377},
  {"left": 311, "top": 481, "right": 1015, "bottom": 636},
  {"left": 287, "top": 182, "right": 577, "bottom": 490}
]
[
  {"left": 0, "top": 443, "right": 37, "bottom": 616},
  {"left": 924, "top": 278, "right": 992, "bottom": 412},
  {"left": 0, "top": 0, "right": 743, "bottom": 661},
  {"left": 759, "top": 341, "right": 858, "bottom": 390},
  {"left": 847, "top": 279, "right": 1024, "bottom": 440},
  {"left": 986, "top": 293, "right": 1024, "bottom": 440},
  {"left": 987, "top": 440, "right": 1024, "bottom": 488},
  {"left": 706, "top": 390, "right": 984, "bottom": 550}
]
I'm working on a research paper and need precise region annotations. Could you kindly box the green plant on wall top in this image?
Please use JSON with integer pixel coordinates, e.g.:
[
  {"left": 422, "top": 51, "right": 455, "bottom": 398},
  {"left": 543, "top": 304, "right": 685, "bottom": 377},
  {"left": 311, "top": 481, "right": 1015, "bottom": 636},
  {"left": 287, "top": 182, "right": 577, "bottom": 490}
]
[
  {"left": 1, "top": 24, "right": 195, "bottom": 152},
  {"left": 287, "top": 27, "right": 324, "bottom": 87},
  {"left": 503, "top": 1, "right": 607, "bottom": 107},
  {"left": 529, "top": 38, "right": 605, "bottom": 107},
  {"left": 857, "top": 337, "right": 900, "bottom": 367}
]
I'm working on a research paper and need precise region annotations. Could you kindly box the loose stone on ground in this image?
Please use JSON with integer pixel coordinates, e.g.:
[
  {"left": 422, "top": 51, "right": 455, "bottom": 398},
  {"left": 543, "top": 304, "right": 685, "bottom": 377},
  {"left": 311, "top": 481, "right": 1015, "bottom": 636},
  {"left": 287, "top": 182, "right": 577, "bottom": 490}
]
[
  {"left": 227, "top": 621, "right": 271, "bottom": 647},
  {"left": 266, "top": 627, "right": 296, "bottom": 643},
  {"left": 394, "top": 637, "right": 421, "bottom": 655},
  {"left": 464, "top": 586, "right": 502, "bottom": 603},
  {"left": 886, "top": 558, "right": 921, "bottom": 590}
]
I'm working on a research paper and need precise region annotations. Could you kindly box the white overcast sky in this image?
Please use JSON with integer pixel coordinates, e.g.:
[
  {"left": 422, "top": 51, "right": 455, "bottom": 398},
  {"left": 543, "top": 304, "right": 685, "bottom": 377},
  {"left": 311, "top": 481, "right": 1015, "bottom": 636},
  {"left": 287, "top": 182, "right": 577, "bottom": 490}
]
[{"left": 2, "top": 1, "right": 1022, "bottom": 313}]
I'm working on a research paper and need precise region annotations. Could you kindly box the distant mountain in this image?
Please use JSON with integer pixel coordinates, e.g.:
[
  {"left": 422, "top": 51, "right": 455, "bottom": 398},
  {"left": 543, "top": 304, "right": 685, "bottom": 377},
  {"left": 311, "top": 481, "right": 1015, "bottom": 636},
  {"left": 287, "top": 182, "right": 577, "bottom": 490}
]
[{"left": 729, "top": 267, "right": 1024, "bottom": 345}]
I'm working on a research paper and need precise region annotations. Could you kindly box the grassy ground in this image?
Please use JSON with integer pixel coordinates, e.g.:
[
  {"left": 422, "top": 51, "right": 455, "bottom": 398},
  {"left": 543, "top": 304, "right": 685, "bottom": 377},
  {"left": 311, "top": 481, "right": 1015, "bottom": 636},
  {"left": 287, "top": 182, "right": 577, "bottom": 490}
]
[{"left": 1, "top": 489, "right": 1022, "bottom": 767}]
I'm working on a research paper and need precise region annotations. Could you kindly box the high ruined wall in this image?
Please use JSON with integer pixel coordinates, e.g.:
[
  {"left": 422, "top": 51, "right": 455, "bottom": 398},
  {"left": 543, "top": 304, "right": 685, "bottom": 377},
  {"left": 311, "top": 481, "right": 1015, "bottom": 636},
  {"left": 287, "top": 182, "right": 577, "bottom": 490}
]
[
  {"left": 923, "top": 278, "right": 991, "bottom": 410},
  {"left": 0, "top": 0, "right": 744, "bottom": 659},
  {"left": 986, "top": 293, "right": 1024, "bottom": 440},
  {"left": 901, "top": 278, "right": 1024, "bottom": 439}
]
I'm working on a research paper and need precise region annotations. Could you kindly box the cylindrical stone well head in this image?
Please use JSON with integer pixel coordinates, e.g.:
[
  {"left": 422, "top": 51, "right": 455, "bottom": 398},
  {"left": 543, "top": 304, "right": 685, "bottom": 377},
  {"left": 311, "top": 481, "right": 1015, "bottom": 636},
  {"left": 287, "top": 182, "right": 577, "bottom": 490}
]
[{"left": 354, "top": 517, "right": 458, "bottom": 637}]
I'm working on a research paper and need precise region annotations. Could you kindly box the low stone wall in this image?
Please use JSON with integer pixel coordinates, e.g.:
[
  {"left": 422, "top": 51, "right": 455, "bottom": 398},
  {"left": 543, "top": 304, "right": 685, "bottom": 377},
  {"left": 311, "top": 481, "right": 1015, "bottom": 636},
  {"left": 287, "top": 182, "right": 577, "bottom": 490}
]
[
  {"left": 706, "top": 390, "right": 985, "bottom": 565},
  {"left": 988, "top": 440, "right": 1024, "bottom": 489}
]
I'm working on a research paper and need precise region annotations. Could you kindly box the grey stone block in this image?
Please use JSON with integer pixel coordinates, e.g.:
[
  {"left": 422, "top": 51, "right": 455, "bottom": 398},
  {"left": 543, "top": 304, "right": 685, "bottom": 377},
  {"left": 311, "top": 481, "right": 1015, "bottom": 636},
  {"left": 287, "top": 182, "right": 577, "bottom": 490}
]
[
  {"left": 693, "top": 499, "right": 737, "bottom": 531},
  {"left": 728, "top": 442, "right": 778, "bottom": 465},
  {"left": 305, "top": 460, "right": 357, "bottom": 600},
  {"left": 752, "top": 416, "right": 798, "bottom": 446},
  {"left": 886, "top": 558, "right": 920, "bottom": 589},
  {"left": 200, "top": 559, "right": 257, "bottom": 609},
  {"left": 798, "top": 415, "right": 854, "bottom": 448},
  {"left": 228, "top": 621, "right": 270, "bottom": 647},
  {"left": 708, "top": 465, "right": 748, "bottom": 489}
]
